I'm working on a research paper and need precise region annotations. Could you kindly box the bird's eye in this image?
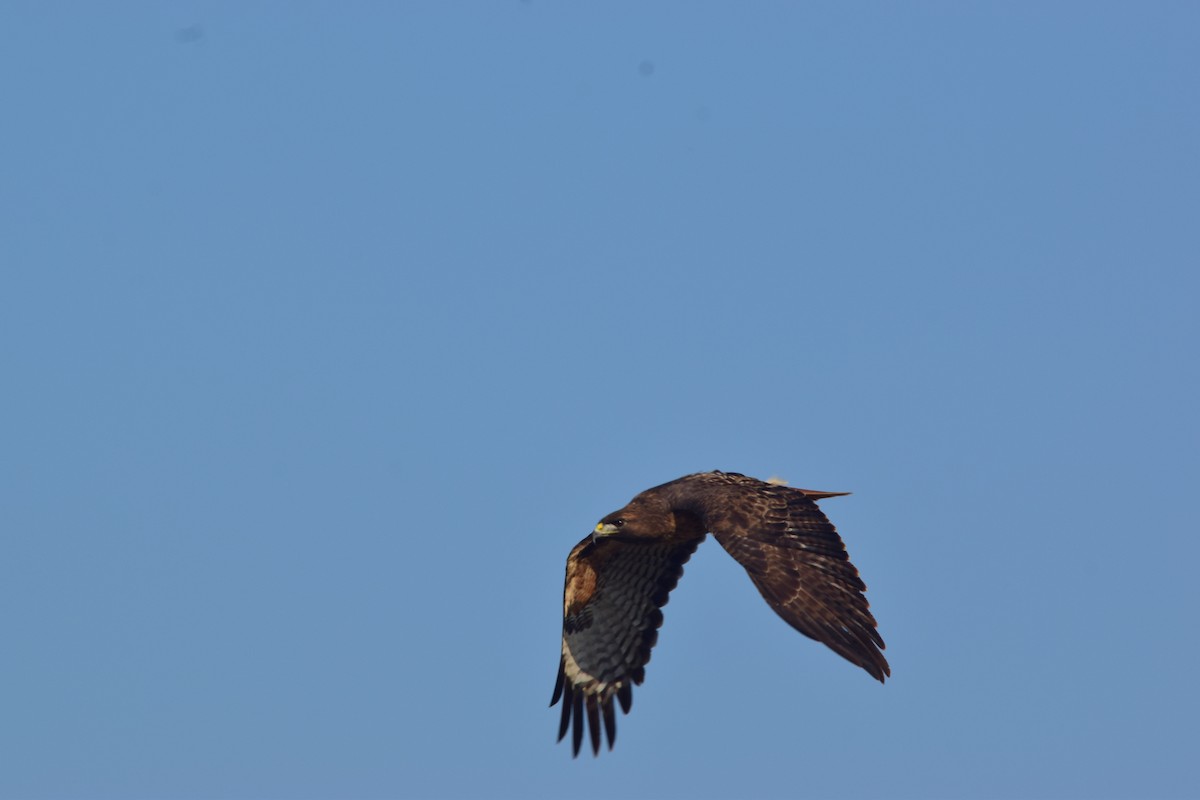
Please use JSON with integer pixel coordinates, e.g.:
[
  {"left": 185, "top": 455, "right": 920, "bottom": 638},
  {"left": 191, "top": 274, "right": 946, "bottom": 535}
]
[{"left": 613, "top": 519, "right": 625, "bottom": 528}]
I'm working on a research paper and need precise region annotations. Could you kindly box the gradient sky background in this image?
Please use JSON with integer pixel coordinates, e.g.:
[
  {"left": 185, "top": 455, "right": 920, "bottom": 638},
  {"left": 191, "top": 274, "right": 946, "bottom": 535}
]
[{"left": 3, "top": 3, "right": 1198, "bottom": 799}]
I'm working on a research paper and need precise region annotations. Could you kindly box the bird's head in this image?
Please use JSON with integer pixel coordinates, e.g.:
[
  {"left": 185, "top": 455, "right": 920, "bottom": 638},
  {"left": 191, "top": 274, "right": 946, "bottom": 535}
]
[
  {"left": 593, "top": 511, "right": 634, "bottom": 539},
  {"left": 592, "top": 495, "right": 685, "bottom": 540},
  {"left": 593, "top": 495, "right": 656, "bottom": 539}
]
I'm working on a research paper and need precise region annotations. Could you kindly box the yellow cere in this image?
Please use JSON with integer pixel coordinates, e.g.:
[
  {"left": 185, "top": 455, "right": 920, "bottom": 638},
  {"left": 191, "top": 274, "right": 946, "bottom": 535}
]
[{"left": 594, "top": 522, "right": 605, "bottom": 533}]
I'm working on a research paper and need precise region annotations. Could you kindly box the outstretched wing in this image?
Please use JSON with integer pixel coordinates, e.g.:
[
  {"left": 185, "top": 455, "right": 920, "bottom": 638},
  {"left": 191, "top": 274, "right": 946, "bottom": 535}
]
[
  {"left": 670, "top": 473, "right": 890, "bottom": 681},
  {"left": 550, "top": 534, "right": 701, "bottom": 756}
]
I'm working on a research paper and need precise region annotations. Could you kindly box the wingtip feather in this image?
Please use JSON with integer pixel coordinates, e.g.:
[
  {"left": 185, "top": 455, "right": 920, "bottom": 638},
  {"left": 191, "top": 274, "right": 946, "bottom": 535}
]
[
  {"left": 556, "top": 680, "right": 572, "bottom": 741},
  {"left": 586, "top": 698, "right": 601, "bottom": 756},
  {"left": 550, "top": 656, "right": 565, "bottom": 707},
  {"left": 571, "top": 693, "right": 584, "bottom": 756},
  {"left": 617, "top": 683, "right": 632, "bottom": 714},
  {"left": 602, "top": 699, "right": 617, "bottom": 750}
]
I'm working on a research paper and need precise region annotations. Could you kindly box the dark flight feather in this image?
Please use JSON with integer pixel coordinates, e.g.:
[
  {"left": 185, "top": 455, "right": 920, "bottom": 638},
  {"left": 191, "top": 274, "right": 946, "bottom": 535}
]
[
  {"left": 571, "top": 691, "right": 583, "bottom": 755},
  {"left": 602, "top": 698, "right": 616, "bottom": 749}
]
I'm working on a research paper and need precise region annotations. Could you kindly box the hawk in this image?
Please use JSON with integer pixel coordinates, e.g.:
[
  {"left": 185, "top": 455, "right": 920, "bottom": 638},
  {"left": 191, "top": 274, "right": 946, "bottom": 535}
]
[{"left": 550, "top": 471, "right": 888, "bottom": 756}]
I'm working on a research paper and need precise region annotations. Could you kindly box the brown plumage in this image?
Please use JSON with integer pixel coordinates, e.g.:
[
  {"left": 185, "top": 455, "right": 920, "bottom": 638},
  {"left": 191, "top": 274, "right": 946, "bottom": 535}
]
[{"left": 550, "top": 470, "right": 889, "bottom": 756}]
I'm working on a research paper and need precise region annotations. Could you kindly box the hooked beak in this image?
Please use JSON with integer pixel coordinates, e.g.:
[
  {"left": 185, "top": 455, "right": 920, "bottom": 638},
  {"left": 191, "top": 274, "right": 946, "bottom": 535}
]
[{"left": 592, "top": 522, "right": 622, "bottom": 542}]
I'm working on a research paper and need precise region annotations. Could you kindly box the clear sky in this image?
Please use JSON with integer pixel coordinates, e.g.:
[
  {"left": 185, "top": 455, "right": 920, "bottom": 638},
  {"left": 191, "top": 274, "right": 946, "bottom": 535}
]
[{"left": 2, "top": 3, "right": 1198, "bottom": 799}]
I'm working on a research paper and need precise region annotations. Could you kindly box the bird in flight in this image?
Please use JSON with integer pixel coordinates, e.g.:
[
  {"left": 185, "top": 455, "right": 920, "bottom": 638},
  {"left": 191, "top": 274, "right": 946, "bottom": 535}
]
[{"left": 551, "top": 470, "right": 889, "bottom": 756}]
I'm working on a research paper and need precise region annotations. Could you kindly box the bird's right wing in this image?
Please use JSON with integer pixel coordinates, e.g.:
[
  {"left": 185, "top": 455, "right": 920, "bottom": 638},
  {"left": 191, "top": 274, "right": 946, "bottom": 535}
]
[{"left": 550, "top": 535, "right": 701, "bottom": 756}]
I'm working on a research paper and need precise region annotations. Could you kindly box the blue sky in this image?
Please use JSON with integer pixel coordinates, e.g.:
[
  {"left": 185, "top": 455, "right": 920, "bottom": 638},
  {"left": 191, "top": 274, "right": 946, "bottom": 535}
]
[{"left": 2, "top": 3, "right": 1197, "bottom": 798}]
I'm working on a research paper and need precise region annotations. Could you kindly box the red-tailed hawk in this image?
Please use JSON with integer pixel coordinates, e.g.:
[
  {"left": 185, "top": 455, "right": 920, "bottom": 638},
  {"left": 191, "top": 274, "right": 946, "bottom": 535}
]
[{"left": 550, "top": 471, "right": 889, "bottom": 756}]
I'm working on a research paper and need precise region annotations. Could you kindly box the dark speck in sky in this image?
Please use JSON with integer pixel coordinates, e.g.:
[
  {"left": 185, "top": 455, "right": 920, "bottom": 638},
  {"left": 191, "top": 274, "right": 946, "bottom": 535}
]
[
  {"left": 638, "top": 60, "right": 655, "bottom": 77},
  {"left": 175, "top": 24, "right": 203, "bottom": 43}
]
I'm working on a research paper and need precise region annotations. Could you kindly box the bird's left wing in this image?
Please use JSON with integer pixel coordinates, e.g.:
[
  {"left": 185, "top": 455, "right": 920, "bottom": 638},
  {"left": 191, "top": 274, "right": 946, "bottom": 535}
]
[
  {"left": 671, "top": 473, "right": 890, "bottom": 682},
  {"left": 550, "top": 535, "right": 700, "bottom": 756}
]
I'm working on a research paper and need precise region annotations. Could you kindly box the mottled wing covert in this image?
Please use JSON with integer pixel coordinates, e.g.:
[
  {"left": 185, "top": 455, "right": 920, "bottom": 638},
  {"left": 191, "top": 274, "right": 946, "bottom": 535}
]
[
  {"left": 550, "top": 535, "right": 701, "bottom": 756},
  {"left": 689, "top": 474, "right": 890, "bottom": 681}
]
